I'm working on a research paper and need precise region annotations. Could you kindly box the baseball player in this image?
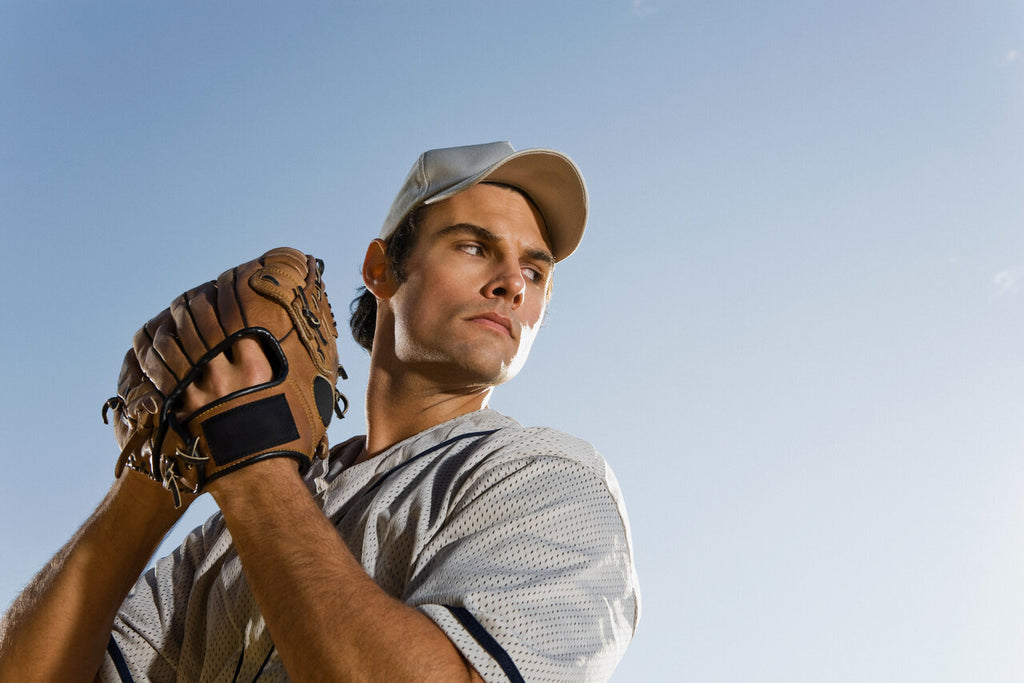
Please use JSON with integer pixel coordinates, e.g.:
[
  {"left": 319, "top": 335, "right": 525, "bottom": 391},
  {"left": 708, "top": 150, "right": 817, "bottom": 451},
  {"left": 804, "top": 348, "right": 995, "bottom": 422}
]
[{"left": 0, "top": 141, "right": 640, "bottom": 681}]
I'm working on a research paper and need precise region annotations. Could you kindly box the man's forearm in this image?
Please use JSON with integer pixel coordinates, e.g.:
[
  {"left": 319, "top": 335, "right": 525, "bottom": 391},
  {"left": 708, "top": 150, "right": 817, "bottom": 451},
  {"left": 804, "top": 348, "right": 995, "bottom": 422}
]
[
  {"left": 210, "top": 459, "right": 482, "bottom": 682},
  {"left": 0, "top": 471, "right": 185, "bottom": 682}
]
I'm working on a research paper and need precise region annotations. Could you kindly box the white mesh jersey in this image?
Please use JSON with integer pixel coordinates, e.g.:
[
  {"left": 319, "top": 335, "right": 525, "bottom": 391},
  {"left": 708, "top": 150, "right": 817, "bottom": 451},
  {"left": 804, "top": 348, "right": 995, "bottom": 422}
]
[{"left": 100, "top": 408, "right": 640, "bottom": 682}]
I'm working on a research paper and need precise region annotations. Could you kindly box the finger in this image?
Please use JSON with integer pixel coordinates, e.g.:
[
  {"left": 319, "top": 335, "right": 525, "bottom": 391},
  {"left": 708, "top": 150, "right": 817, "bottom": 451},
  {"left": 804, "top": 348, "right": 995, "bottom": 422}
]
[
  {"left": 180, "top": 351, "right": 231, "bottom": 414},
  {"left": 181, "top": 337, "right": 273, "bottom": 414},
  {"left": 231, "top": 336, "right": 274, "bottom": 385}
]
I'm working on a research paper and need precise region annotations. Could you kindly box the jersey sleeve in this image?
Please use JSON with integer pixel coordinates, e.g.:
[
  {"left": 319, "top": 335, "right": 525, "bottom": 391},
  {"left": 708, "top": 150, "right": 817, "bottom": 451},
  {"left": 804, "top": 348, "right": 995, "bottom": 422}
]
[
  {"left": 408, "top": 444, "right": 640, "bottom": 683},
  {"left": 98, "top": 513, "right": 224, "bottom": 682}
]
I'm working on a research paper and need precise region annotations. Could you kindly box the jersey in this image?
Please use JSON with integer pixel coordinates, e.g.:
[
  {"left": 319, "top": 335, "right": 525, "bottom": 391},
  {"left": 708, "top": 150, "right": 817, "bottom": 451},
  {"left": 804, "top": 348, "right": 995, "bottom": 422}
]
[{"left": 99, "top": 408, "right": 640, "bottom": 682}]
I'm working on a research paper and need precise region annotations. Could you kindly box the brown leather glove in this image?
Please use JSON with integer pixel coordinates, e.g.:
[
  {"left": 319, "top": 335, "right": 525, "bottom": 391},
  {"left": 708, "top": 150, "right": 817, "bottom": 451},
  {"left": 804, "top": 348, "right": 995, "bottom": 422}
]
[{"left": 103, "top": 247, "right": 347, "bottom": 507}]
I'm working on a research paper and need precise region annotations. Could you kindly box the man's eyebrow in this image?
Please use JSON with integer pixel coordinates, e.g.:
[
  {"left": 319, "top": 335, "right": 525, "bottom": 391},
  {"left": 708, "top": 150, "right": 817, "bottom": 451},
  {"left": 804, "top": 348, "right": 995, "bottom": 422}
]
[
  {"left": 525, "top": 246, "right": 556, "bottom": 268},
  {"left": 438, "top": 223, "right": 555, "bottom": 266},
  {"left": 437, "top": 222, "right": 498, "bottom": 242}
]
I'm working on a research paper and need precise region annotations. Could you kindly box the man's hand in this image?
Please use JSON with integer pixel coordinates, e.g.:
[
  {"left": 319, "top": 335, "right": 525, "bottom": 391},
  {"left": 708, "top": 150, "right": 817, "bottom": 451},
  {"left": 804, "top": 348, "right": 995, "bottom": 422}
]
[
  {"left": 180, "top": 337, "right": 275, "bottom": 415},
  {"left": 103, "top": 247, "right": 344, "bottom": 507},
  {"left": 184, "top": 324, "right": 481, "bottom": 680},
  {"left": 185, "top": 338, "right": 287, "bottom": 497}
]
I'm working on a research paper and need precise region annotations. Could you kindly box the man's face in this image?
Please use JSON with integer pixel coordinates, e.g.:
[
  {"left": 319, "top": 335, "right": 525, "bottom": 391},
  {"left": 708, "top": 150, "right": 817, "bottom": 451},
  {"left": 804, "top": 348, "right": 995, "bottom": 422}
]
[{"left": 384, "top": 183, "right": 555, "bottom": 389}]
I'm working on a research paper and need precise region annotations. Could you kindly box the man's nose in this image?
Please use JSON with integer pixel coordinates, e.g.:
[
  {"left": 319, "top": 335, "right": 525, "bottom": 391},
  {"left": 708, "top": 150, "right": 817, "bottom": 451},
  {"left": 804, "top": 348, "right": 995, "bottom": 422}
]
[{"left": 485, "top": 262, "right": 526, "bottom": 307}]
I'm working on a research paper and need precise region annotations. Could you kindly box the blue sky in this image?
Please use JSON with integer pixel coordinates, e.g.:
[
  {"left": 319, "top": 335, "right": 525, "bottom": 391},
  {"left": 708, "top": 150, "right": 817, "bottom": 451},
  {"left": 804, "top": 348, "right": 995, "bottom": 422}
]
[{"left": 2, "top": 2, "right": 1023, "bottom": 680}]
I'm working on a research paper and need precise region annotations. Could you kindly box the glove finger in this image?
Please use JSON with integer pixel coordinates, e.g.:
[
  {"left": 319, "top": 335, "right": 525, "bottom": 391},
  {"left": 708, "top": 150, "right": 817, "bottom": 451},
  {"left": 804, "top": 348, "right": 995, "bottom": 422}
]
[
  {"left": 117, "top": 346, "right": 162, "bottom": 411},
  {"left": 248, "top": 248, "right": 314, "bottom": 341},
  {"left": 300, "top": 253, "right": 339, "bottom": 357},
  {"left": 134, "top": 309, "right": 186, "bottom": 395},
  {"left": 262, "top": 247, "right": 311, "bottom": 280},
  {"left": 303, "top": 253, "right": 340, "bottom": 343},
  {"left": 215, "top": 265, "right": 248, "bottom": 334},
  {"left": 170, "top": 281, "right": 224, "bottom": 363},
  {"left": 121, "top": 350, "right": 162, "bottom": 415},
  {"left": 254, "top": 249, "right": 338, "bottom": 375},
  {"left": 151, "top": 318, "right": 195, "bottom": 389},
  {"left": 116, "top": 347, "right": 146, "bottom": 400},
  {"left": 109, "top": 348, "right": 142, "bottom": 449}
]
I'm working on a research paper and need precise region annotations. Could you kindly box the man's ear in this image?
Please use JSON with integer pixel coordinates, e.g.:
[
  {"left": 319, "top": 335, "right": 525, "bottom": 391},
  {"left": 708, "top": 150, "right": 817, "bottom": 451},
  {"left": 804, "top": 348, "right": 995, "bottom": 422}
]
[{"left": 362, "top": 239, "right": 397, "bottom": 299}]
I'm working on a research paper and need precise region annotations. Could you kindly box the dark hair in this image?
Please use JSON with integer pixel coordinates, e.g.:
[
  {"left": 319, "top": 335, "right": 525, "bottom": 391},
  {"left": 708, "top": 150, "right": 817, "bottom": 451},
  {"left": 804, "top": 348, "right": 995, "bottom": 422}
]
[{"left": 349, "top": 207, "right": 423, "bottom": 352}]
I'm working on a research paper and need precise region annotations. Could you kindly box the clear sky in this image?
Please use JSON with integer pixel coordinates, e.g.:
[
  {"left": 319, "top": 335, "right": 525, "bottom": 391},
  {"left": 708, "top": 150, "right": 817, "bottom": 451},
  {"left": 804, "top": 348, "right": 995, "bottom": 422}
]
[{"left": 2, "top": 2, "right": 1022, "bottom": 680}]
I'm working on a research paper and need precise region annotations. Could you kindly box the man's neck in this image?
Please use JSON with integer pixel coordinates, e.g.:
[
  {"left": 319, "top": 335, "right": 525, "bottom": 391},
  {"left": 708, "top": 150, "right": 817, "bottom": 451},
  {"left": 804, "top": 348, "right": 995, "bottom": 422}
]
[{"left": 361, "top": 360, "right": 493, "bottom": 460}]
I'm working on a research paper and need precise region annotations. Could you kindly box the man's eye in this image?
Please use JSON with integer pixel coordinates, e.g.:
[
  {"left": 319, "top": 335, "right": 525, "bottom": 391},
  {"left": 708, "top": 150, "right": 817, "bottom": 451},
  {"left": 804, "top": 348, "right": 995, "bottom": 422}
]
[
  {"left": 459, "top": 244, "right": 484, "bottom": 256},
  {"left": 523, "top": 266, "right": 544, "bottom": 283}
]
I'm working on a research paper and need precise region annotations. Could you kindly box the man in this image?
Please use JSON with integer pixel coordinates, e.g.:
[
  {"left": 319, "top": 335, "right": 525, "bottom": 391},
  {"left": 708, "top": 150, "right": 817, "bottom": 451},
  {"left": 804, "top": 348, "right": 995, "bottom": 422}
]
[{"left": 0, "top": 141, "right": 640, "bottom": 681}]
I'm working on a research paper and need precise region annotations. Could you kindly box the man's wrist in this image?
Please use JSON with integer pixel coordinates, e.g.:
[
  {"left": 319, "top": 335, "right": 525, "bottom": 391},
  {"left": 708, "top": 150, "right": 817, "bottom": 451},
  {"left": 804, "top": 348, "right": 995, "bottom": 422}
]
[
  {"left": 112, "top": 468, "right": 193, "bottom": 529},
  {"left": 205, "top": 456, "right": 303, "bottom": 506}
]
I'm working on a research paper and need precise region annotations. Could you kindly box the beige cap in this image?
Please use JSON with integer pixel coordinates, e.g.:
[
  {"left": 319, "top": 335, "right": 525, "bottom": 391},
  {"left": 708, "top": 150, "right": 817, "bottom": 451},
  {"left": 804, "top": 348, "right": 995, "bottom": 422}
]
[{"left": 380, "top": 141, "right": 588, "bottom": 261}]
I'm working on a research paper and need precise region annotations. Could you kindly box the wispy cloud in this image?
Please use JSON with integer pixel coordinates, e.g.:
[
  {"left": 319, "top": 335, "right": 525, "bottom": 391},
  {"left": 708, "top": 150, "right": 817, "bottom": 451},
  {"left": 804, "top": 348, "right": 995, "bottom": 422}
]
[
  {"left": 631, "top": 0, "right": 656, "bottom": 17},
  {"left": 992, "top": 267, "right": 1024, "bottom": 295}
]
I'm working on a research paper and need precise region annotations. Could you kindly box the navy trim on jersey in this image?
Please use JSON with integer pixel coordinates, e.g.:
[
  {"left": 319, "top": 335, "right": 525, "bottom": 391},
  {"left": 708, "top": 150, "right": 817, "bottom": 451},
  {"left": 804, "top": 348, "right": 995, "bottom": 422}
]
[
  {"left": 229, "top": 642, "right": 274, "bottom": 682},
  {"left": 106, "top": 635, "right": 134, "bottom": 682},
  {"left": 252, "top": 645, "right": 274, "bottom": 680},
  {"left": 230, "top": 646, "right": 245, "bottom": 682},
  {"left": 446, "top": 605, "right": 525, "bottom": 683}
]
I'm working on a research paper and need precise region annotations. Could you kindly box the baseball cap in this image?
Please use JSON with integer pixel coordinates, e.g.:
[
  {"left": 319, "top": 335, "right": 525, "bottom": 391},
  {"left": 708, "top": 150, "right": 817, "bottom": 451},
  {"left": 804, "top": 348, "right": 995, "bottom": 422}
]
[{"left": 380, "top": 141, "right": 588, "bottom": 261}]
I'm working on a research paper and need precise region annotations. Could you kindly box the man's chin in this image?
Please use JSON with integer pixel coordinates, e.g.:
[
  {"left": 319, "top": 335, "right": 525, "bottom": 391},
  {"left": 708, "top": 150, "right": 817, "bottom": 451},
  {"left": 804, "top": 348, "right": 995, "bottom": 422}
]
[
  {"left": 490, "top": 354, "right": 528, "bottom": 386},
  {"left": 442, "top": 356, "right": 525, "bottom": 391}
]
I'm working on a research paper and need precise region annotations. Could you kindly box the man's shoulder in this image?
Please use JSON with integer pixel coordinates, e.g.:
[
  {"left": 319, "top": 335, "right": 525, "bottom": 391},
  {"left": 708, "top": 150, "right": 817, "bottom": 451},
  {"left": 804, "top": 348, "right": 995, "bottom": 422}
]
[
  {"left": 455, "top": 411, "right": 616, "bottom": 488},
  {"left": 328, "top": 409, "right": 610, "bottom": 487},
  {"left": 483, "top": 419, "right": 601, "bottom": 466}
]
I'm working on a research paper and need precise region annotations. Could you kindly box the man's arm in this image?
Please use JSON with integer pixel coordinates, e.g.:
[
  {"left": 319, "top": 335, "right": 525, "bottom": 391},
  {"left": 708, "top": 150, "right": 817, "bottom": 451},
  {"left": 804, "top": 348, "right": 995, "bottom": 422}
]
[
  {"left": 0, "top": 471, "right": 187, "bottom": 682},
  {"left": 207, "top": 459, "right": 484, "bottom": 682},
  {"left": 166, "top": 336, "right": 482, "bottom": 680}
]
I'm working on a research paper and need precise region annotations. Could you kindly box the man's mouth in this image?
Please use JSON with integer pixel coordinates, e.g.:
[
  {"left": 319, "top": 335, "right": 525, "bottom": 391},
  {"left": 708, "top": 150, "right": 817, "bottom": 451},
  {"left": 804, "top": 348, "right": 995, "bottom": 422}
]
[{"left": 469, "top": 312, "right": 514, "bottom": 337}]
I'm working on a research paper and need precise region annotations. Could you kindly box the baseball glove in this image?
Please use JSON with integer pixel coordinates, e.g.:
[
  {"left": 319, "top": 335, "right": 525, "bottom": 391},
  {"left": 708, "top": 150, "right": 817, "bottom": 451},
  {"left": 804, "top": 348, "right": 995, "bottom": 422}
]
[{"left": 102, "top": 247, "right": 347, "bottom": 507}]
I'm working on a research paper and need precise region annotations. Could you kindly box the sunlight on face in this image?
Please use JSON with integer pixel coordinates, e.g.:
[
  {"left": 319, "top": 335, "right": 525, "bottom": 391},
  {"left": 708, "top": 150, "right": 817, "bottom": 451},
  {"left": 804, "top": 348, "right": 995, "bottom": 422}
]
[{"left": 386, "top": 184, "right": 554, "bottom": 388}]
